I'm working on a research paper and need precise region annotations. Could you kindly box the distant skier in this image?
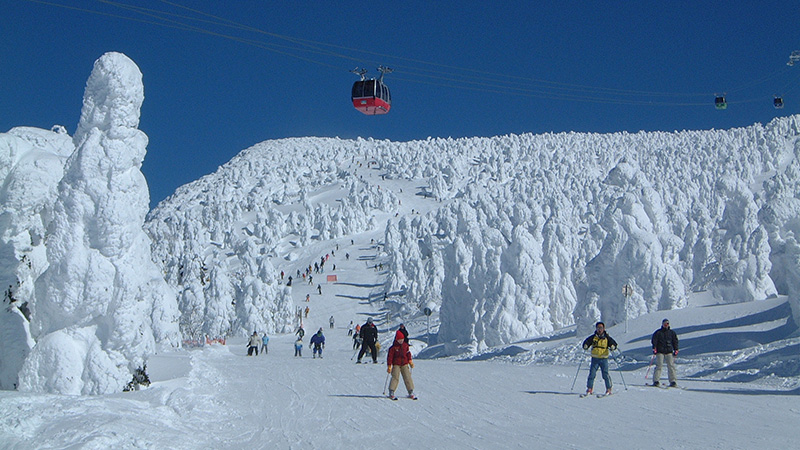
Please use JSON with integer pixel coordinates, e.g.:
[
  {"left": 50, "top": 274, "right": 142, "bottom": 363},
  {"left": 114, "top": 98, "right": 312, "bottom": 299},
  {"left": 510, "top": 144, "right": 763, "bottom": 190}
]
[
  {"left": 581, "top": 321, "right": 617, "bottom": 396},
  {"left": 386, "top": 329, "right": 416, "bottom": 400},
  {"left": 397, "top": 323, "right": 409, "bottom": 341},
  {"left": 287, "top": 275, "right": 292, "bottom": 287},
  {"left": 329, "top": 315, "right": 335, "bottom": 329},
  {"left": 347, "top": 321, "right": 354, "bottom": 336},
  {"left": 247, "top": 331, "right": 260, "bottom": 356},
  {"left": 651, "top": 318, "right": 679, "bottom": 387},
  {"left": 296, "top": 325, "right": 305, "bottom": 339},
  {"left": 304, "top": 306, "right": 310, "bottom": 318},
  {"left": 353, "top": 329, "right": 362, "bottom": 349},
  {"left": 294, "top": 338, "right": 303, "bottom": 357},
  {"left": 317, "top": 284, "right": 322, "bottom": 295},
  {"left": 261, "top": 333, "right": 269, "bottom": 355},
  {"left": 310, "top": 328, "right": 326, "bottom": 359},
  {"left": 356, "top": 317, "right": 379, "bottom": 364}
]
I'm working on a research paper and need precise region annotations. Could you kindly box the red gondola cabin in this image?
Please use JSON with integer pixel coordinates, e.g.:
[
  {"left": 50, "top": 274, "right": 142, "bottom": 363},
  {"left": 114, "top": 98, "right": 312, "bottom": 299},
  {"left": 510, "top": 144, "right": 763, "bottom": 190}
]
[{"left": 352, "top": 78, "right": 391, "bottom": 115}]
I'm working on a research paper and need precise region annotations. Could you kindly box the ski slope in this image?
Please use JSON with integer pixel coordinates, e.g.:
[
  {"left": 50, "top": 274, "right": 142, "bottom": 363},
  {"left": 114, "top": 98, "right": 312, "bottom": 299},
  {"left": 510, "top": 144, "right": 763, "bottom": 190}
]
[{"left": 1, "top": 237, "right": 798, "bottom": 449}]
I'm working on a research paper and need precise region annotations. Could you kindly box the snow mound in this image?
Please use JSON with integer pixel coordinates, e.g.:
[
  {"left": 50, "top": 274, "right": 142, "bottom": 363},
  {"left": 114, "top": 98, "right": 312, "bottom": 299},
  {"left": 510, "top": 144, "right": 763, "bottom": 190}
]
[{"left": 19, "top": 52, "right": 179, "bottom": 395}]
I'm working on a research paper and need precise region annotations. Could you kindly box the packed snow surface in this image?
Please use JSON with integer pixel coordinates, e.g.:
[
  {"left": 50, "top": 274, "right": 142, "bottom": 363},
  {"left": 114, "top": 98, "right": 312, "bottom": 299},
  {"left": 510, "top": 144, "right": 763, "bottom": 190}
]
[{"left": 0, "top": 238, "right": 797, "bottom": 448}]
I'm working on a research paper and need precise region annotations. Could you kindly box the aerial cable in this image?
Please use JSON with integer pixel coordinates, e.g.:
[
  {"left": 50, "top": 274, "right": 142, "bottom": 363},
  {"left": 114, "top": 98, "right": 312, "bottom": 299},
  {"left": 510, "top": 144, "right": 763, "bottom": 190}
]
[
  {"left": 23, "top": 0, "right": 349, "bottom": 70},
  {"left": 389, "top": 74, "right": 712, "bottom": 106},
  {"left": 95, "top": 0, "right": 351, "bottom": 65},
  {"left": 21, "top": 0, "right": 796, "bottom": 107},
  {"left": 148, "top": 1, "right": 794, "bottom": 103},
  {"left": 724, "top": 66, "right": 792, "bottom": 94},
  {"left": 102, "top": 0, "right": 718, "bottom": 99}
]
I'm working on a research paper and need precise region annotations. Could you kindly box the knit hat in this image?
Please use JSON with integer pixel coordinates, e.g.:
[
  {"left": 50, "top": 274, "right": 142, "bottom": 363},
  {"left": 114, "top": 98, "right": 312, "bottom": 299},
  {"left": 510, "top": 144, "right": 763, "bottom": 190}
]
[
  {"left": 395, "top": 329, "right": 405, "bottom": 341},
  {"left": 662, "top": 318, "right": 669, "bottom": 324}
]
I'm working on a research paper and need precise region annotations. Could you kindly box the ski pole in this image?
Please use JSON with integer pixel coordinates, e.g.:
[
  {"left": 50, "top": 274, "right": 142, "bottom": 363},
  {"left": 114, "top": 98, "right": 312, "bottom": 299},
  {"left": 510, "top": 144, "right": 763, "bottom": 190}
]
[
  {"left": 645, "top": 353, "right": 655, "bottom": 379},
  {"left": 570, "top": 352, "right": 587, "bottom": 392},
  {"left": 382, "top": 371, "right": 391, "bottom": 395},
  {"left": 612, "top": 350, "right": 628, "bottom": 390}
]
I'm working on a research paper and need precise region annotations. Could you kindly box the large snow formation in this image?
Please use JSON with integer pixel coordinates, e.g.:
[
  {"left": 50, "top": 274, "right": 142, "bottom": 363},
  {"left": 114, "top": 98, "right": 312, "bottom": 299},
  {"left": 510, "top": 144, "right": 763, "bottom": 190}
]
[
  {"left": 147, "top": 119, "right": 800, "bottom": 353},
  {"left": 0, "top": 126, "right": 73, "bottom": 390},
  {"left": 1, "top": 52, "right": 179, "bottom": 394}
]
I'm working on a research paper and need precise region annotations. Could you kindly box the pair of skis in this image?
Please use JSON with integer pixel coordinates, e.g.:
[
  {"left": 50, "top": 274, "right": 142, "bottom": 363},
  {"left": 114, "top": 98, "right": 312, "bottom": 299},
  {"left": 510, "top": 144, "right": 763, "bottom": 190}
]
[
  {"left": 388, "top": 394, "right": 418, "bottom": 401},
  {"left": 649, "top": 383, "right": 683, "bottom": 390},
  {"left": 579, "top": 391, "right": 612, "bottom": 398}
]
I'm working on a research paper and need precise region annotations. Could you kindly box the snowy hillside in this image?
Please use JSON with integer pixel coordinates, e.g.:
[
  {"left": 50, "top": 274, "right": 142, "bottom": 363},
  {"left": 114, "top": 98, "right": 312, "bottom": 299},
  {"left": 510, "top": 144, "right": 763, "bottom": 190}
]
[
  {"left": 146, "top": 110, "right": 800, "bottom": 355},
  {"left": 0, "top": 241, "right": 797, "bottom": 448},
  {"left": 3, "top": 51, "right": 800, "bottom": 404}
]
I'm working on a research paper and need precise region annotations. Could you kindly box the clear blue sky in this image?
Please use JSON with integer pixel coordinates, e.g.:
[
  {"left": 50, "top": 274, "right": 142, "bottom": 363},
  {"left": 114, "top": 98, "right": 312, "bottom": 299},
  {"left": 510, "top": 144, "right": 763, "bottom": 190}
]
[{"left": 4, "top": 1, "right": 800, "bottom": 208}]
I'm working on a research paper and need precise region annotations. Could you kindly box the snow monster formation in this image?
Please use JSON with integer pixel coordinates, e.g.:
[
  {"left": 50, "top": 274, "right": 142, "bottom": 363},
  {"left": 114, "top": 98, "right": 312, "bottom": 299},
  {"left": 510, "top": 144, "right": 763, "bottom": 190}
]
[{"left": 19, "top": 52, "right": 179, "bottom": 395}]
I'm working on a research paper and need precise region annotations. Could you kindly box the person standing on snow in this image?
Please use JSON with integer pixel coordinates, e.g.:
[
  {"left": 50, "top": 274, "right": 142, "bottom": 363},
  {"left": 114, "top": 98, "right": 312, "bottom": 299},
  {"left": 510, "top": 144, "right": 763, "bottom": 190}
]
[
  {"left": 261, "top": 333, "right": 269, "bottom": 355},
  {"left": 310, "top": 328, "right": 326, "bottom": 358},
  {"left": 581, "top": 321, "right": 617, "bottom": 396},
  {"left": 294, "top": 338, "right": 303, "bottom": 357},
  {"left": 356, "top": 317, "right": 379, "bottom": 364},
  {"left": 295, "top": 325, "right": 305, "bottom": 339},
  {"left": 386, "top": 329, "right": 416, "bottom": 400},
  {"left": 651, "top": 318, "right": 679, "bottom": 387},
  {"left": 329, "top": 315, "right": 335, "bottom": 329},
  {"left": 247, "top": 331, "right": 260, "bottom": 356},
  {"left": 347, "top": 320, "right": 354, "bottom": 336}
]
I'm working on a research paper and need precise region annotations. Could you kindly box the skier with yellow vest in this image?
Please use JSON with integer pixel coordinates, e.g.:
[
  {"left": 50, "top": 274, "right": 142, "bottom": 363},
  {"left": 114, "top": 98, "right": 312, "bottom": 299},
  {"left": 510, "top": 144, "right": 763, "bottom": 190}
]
[{"left": 581, "top": 321, "right": 618, "bottom": 397}]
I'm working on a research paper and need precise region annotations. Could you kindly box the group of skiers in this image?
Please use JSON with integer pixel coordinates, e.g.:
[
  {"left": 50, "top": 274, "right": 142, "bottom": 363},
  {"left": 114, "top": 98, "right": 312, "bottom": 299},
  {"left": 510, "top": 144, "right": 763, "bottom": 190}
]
[
  {"left": 290, "top": 323, "right": 331, "bottom": 359},
  {"left": 246, "top": 331, "right": 270, "bottom": 356},
  {"left": 249, "top": 316, "right": 677, "bottom": 401},
  {"left": 581, "top": 318, "right": 679, "bottom": 396},
  {"left": 269, "top": 240, "right": 685, "bottom": 401}
]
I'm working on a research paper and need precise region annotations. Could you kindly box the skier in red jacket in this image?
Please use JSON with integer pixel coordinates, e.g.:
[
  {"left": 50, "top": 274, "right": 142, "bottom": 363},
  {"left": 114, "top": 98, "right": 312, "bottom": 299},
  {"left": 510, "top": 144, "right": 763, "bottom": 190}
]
[{"left": 386, "top": 329, "right": 416, "bottom": 400}]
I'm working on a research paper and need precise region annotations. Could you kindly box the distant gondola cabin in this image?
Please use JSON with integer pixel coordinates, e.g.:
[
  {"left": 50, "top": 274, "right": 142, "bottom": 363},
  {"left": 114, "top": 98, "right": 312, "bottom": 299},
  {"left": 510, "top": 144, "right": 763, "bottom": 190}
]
[
  {"left": 774, "top": 96, "right": 784, "bottom": 109},
  {"left": 352, "top": 79, "right": 391, "bottom": 115},
  {"left": 715, "top": 96, "right": 727, "bottom": 110}
]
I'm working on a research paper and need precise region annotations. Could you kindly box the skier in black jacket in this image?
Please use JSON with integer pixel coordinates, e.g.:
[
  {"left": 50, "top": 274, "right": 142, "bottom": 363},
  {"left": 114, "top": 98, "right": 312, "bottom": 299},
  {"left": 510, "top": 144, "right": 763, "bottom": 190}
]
[
  {"left": 397, "top": 323, "right": 409, "bottom": 341},
  {"left": 357, "top": 317, "right": 379, "bottom": 364},
  {"left": 651, "top": 318, "right": 679, "bottom": 387}
]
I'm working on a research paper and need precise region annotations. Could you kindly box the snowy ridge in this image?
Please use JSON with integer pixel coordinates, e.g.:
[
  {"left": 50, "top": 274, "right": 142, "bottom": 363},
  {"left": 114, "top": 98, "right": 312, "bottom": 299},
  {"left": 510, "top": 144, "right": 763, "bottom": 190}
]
[{"left": 147, "top": 115, "right": 800, "bottom": 354}]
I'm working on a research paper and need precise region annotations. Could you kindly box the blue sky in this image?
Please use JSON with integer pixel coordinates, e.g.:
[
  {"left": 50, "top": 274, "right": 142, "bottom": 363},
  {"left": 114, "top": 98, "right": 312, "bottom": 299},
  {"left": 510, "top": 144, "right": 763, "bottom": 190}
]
[{"left": 4, "top": 1, "right": 800, "bottom": 208}]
